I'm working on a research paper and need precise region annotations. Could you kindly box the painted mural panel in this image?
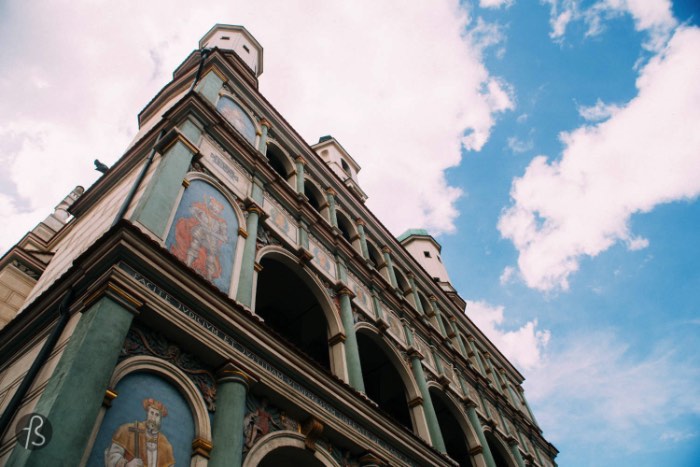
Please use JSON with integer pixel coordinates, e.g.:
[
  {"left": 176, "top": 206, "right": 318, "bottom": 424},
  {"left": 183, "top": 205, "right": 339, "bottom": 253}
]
[
  {"left": 216, "top": 96, "right": 257, "bottom": 144},
  {"left": 200, "top": 138, "right": 251, "bottom": 198},
  {"left": 383, "top": 307, "right": 405, "bottom": 345},
  {"left": 166, "top": 180, "right": 238, "bottom": 293},
  {"left": 415, "top": 336, "right": 434, "bottom": 370},
  {"left": 263, "top": 196, "right": 298, "bottom": 244},
  {"left": 308, "top": 238, "right": 337, "bottom": 280},
  {"left": 87, "top": 372, "right": 194, "bottom": 466},
  {"left": 347, "top": 273, "right": 372, "bottom": 316}
]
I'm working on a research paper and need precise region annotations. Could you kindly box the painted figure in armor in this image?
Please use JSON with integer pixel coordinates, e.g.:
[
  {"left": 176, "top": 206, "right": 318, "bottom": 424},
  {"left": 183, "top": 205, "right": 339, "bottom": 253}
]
[{"left": 171, "top": 195, "right": 228, "bottom": 282}]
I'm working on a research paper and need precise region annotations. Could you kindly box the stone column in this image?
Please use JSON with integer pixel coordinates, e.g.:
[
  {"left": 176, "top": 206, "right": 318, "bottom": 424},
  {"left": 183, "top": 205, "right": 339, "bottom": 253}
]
[
  {"left": 131, "top": 134, "right": 198, "bottom": 238},
  {"left": 208, "top": 364, "right": 253, "bottom": 467},
  {"left": 258, "top": 118, "right": 271, "bottom": 154},
  {"left": 235, "top": 204, "right": 263, "bottom": 307},
  {"left": 407, "top": 273, "right": 424, "bottom": 314},
  {"left": 466, "top": 335, "right": 487, "bottom": 375},
  {"left": 450, "top": 317, "right": 468, "bottom": 355},
  {"left": 465, "top": 401, "right": 497, "bottom": 467},
  {"left": 402, "top": 323, "right": 446, "bottom": 453},
  {"left": 518, "top": 386, "right": 539, "bottom": 425},
  {"left": 483, "top": 353, "right": 503, "bottom": 393},
  {"left": 326, "top": 188, "right": 338, "bottom": 228},
  {"left": 381, "top": 246, "right": 399, "bottom": 289},
  {"left": 299, "top": 219, "right": 310, "bottom": 250},
  {"left": 429, "top": 297, "right": 448, "bottom": 337},
  {"left": 8, "top": 294, "right": 139, "bottom": 466},
  {"left": 337, "top": 287, "right": 365, "bottom": 392},
  {"left": 295, "top": 156, "right": 306, "bottom": 194},
  {"left": 355, "top": 219, "right": 370, "bottom": 260}
]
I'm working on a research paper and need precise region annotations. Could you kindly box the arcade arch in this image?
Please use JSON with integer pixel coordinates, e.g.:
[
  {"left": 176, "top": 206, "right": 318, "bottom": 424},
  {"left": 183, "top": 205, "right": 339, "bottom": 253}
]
[{"left": 254, "top": 248, "right": 346, "bottom": 378}]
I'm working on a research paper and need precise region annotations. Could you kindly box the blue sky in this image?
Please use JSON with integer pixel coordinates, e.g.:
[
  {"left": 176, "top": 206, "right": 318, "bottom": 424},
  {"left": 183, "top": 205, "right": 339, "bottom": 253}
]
[{"left": 1, "top": 1, "right": 699, "bottom": 466}]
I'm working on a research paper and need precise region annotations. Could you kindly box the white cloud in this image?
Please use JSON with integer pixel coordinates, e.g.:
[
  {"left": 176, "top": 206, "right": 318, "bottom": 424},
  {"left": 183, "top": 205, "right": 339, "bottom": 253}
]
[
  {"left": 466, "top": 300, "right": 550, "bottom": 370},
  {"left": 499, "top": 26, "right": 700, "bottom": 291},
  {"left": 479, "top": 0, "right": 514, "bottom": 8},
  {"left": 543, "top": 0, "right": 677, "bottom": 51},
  {"left": 526, "top": 331, "right": 700, "bottom": 451},
  {"left": 507, "top": 136, "right": 534, "bottom": 154},
  {"left": 659, "top": 430, "right": 697, "bottom": 443},
  {"left": 0, "top": 0, "right": 513, "bottom": 253},
  {"left": 499, "top": 266, "right": 516, "bottom": 284},
  {"left": 577, "top": 98, "right": 622, "bottom": 121}
]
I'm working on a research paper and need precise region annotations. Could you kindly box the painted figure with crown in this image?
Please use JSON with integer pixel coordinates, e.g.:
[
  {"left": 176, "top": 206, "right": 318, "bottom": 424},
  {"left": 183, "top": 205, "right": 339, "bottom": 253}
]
[{"left": 105, "top": 398, "right": 175, "bottom": 467}]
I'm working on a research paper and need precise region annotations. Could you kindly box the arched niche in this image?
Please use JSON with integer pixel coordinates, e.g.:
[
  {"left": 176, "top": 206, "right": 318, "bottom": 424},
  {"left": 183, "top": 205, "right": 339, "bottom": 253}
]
[
  {"left": 366, "top": 240, "right": 384, "bottom": 270},
  {"left": 303, "top": 178, "right": 329, "bottom": 219},
  {"left": 484, "top": 429, "right": 519, "bottom": 467},
  {"left": 243, "top": 431, "right": 339, "bottom": 467},
  {"left": 355, "top": 325, "right": 424, "bottom": 436},
  {"left": 428, "top": 385, "right": 484, "bottom": 467},
  {"left": 265, "top": 140, "right": 295, "bottom": 186},
  {"left": 393, "top": 268, "right": 414, "bottom": 304},
  {"left": 336, "top": 210, "right": 360, "bottom": 252},
  {"left": 165, "top": 177, "right": 243, "bottom": 294},
  {"left": 254, "top": 246, "right": 347, "bottom": 380},
  {"left": 216, "top": 94, "right": 258, "bottom": 145},
  {"left": 85, "top": 356, "right": 211, "bottom": 466}
]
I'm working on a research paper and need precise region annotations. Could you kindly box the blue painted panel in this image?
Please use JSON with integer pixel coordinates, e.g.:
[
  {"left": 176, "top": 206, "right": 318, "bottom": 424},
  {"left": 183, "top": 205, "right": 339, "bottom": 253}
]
[{"left": 87, "top": 372, "right": 194, "bottom": 466}]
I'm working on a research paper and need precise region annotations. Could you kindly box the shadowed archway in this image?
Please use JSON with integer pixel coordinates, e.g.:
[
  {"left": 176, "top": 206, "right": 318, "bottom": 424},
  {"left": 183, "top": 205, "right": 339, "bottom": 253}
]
[{"left": 255, "top": 256, "right": 331, "bottom": 371}]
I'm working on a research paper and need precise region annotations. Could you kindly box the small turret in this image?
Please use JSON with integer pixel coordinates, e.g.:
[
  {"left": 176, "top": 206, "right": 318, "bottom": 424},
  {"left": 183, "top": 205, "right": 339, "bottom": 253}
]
[
  {"left": 312, "top": 135, "right": 368, "bottom": 202},
  {"left": 398, "top": 229, "right": 466, "bottom": 310},
  {"left": 199, "top": 24, "right": 264, "bottom": 77}
]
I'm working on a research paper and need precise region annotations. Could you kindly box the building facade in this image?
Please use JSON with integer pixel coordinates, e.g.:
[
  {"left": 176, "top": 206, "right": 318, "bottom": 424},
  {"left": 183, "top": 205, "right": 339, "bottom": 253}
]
[{"left": 0, "top": 25, "right": 557, "bottom": 466}]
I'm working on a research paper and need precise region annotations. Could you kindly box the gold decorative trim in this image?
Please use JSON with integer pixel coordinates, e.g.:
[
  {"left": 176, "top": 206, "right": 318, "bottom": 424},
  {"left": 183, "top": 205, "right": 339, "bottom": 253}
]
[
  {"left": 469, "top": 445, "right": 484, "bottom": 456},
  {"left": 192, "top": 437, "right": 213, "bottom": 458},
  {"left": 238, "top": 227, "right": 248, "bottom": 239},
  {"left": 161, "top": 133, "right": 199, "bottom": 157},
  {"left": 83, "top": 282, "right": 143, "bottom": 313},
  {"left": 103, "top": 388, "right": 118, "bottom": 407},
  {"left": 259, "top": 118, "right": 271, "bottom": 129},
  {"left": 182, "top": 178, "right": 190, "bottom": 188},
  {"left": 253, "top": 262, "right": 264, "bottom": 272}
]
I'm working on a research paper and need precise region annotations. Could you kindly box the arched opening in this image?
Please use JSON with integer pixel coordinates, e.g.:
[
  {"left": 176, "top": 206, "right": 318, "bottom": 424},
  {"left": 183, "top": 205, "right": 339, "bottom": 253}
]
[
  {"left": 304, "top": 180, "right": 325, "bottom": 214},
  {"left": 259, "top": 446, "right": 325, "bottom": 467},
  {"left": 430, "top": 388, "right": 473, "bottom": 467},
  {"left": 356, "top": 331, "right": 412, "bottom": 431},
  {"left": 340, "top": 158, "right": 351, "bottom": 175},
  {"left": 418, "top": 293, "right": 432, "bottom": 315},
  {"left": 485, "top": 431, "right": 515, "bottom": 467},
  {"left": 366, "top": 241, "right": 384, "bottom": 270},
  {"left": 255, "top": 257, "right": 331, "bottom": 370},
  {"left": 336, "top": 211, "right": 358, "bottom": 250},
  {"left": 394, "top": 269, "right": 412, "bottom": 301},
  {"left": 266, "top": 143, "right": 293, "bottom": 182}
]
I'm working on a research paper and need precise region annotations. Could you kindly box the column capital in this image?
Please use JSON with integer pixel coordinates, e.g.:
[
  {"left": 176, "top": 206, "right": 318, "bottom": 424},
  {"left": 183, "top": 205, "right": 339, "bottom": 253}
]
[
  {"left": 259, "top": 117, "right": 272, "bottom": 129},
  {"left": 216, "top": 362, "right": 255, "bottom": 387},
  {"left": 335, "top": 285, "right": 356, "bottom": 298},
  {"left": 429, "top": 294, "right": 438, "bottom": 302},
  {"left": 355, "top": 218, "right": 366, "bottom": 226},
  {"left": 381, "top": 245, "right": 391, "bottom": 254},
  {"left": 295, "top": 155, "right": 307, "bottom": 165},
  {"left": 325, "top": 187, "right": 337, "bottom": 196}
]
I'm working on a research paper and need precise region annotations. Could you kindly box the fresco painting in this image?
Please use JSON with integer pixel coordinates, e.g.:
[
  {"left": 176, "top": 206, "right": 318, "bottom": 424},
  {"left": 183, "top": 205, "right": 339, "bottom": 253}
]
[
  {"left": 166, "top": 180, "right": 237, "bottom": 293},
  {"left": 87, "top": 372, "right": 194, "bottom": 466},
  {"left": 216, "top": 96, "right": 256, "bottom": 144}
]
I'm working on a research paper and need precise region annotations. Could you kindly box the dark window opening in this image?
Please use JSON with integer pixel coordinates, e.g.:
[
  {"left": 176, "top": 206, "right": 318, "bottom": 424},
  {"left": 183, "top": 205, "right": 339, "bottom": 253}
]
[
  {"left": 424, "top": 251, "right": 431, "bottom": 258},
  {"left": 341, "top": 158, "right": 351, "bottom": 174},
  {"left": 357, "top": 333, "right": 412, "bottom": 431},
  {"left": 431, "top": 389, "right": 473, "bottom": 467},
  {"left": 255, "top": 258, "right": 330, "bottom": 370},
  {"left": 242, "top": 44, "right": 250, "bottom": 53},
  {"left": 266, "top": 145, "right": 289, "bottom": 180}
]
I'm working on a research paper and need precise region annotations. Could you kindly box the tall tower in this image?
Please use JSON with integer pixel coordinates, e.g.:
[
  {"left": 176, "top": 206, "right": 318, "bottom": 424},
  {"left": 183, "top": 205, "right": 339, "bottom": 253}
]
[{"left": 0, "top": 25, "right": 557, "bottom": 467}]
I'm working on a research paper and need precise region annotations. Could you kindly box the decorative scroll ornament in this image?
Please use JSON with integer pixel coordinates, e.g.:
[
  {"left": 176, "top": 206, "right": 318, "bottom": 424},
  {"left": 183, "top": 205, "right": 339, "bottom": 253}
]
[{"left": 120, "top": 324, "right": 217, "bottom": 411}]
